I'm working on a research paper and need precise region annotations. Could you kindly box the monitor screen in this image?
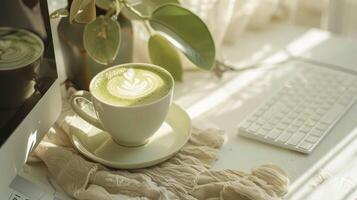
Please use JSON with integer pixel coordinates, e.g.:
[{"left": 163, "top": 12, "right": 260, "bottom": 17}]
[{"left": 0, "top": 0, "right": 57, "bottom": 146}]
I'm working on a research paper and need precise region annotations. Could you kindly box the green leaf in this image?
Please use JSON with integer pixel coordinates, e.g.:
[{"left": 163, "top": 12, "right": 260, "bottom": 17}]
[
  {"left": 83, "top": 16, "right": 121, "bottom": 65},
  {"left": 75, "top": 0, "right": 96, "bottom": 23},
  {"left": 69, "top": 0, "right": 92, "bottom": 23},
  {"left": 122, "top": 0, "right": 179, "bottom": 20},
  {"left": 50, "top": 8, "right": 69, "bottom": 19},
  {"left": 148, "top": 34, "right": 182, "bottom": 81},
  {"left": 95, "top": 0, "right": 121, "bottom": 15},
  {"left": 149, "top": 4, "right": 215, "bottom": 70}
]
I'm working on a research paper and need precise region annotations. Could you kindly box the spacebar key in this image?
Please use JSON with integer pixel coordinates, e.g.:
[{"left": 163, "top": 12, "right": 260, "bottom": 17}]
[{"left": 320, "top": 104, "right": 346, "bottom": 124}]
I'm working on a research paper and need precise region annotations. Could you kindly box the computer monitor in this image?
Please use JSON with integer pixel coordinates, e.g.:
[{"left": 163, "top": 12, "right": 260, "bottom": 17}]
[{"left": 0, "top": 0, "right": 62, "bottom": 197}]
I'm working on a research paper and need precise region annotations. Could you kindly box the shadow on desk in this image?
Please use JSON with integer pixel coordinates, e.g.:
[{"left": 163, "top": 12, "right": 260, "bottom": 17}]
[{"left": 174, "top": 23, "right": 357, "bottom": 199}]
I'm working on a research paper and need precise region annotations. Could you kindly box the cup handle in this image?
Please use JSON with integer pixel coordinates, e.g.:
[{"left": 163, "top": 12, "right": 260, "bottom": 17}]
[{"left": 70, "top": 90, "right": 104, "bottom": 130}]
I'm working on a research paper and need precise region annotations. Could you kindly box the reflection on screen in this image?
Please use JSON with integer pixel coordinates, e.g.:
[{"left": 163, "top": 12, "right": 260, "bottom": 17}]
[{"left": 0, "top": 0, "right": 58, "bottom": 146}]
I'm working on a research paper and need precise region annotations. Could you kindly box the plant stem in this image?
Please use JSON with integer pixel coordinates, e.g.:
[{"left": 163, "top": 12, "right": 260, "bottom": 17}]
[
  {"left": 105, "top": 8, "right": 115, "bottom": 18},
  {"left": 119, "top": 0, "right": 154, "bottom": 35},
  {"left": 119, "top": 0, "right": 149, "bottom": 20},
  {"left": 144, "top": 21, "right": 153, "bottom": 35},
  {"left": 114, "top": 0, "right": 120, "bottom": 16}
]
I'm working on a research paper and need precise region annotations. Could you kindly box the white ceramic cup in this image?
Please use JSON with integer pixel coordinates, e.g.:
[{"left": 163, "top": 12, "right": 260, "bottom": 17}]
[{"left": 70, "top": 63, "right": 174, "bottom": 147}]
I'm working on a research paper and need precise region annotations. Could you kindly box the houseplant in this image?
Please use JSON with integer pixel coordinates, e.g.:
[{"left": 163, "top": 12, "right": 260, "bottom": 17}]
[{"left": 51, "top": 0, "right": 215, "bottom": 88}]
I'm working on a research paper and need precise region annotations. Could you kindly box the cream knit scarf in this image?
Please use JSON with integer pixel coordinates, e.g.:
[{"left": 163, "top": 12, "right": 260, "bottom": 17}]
[{"left": 32, "top": 93, "right": 289, "bottom": 200}]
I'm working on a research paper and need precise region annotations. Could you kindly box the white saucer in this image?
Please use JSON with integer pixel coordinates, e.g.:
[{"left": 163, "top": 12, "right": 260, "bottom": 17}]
[{"left": 69, "top": 103, "right": 192, "bottom": 169}]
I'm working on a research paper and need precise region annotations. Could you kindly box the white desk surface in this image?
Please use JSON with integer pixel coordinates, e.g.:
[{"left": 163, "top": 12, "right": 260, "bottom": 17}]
[
  {"left": 22, "top": 21, "right": 357, "bottom": 199},
  {"left": 173, "top": 24, "right": 357, "bottom": 199},
  {"left": 45, "top": 3, "right": 357, "bottom": 199}
]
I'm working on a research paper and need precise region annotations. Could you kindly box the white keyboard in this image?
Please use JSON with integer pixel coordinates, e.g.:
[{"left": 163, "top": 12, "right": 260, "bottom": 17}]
[{"left": 238, "top": 61, "right": 357, "bottom": 154}]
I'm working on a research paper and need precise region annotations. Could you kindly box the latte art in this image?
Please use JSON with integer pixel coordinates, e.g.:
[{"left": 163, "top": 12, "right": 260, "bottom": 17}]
[
  {"left": 107, "top": 69, "right": 159, "bottom": 99},
  {"left": 0, "top": 28, "right": 43, "bottom": 70},
  {"left": 0, "top": 41, "right": 31, "bottom": 65},
  {"left": 92, "top": 65, "right": 172, "bottom": 106}
]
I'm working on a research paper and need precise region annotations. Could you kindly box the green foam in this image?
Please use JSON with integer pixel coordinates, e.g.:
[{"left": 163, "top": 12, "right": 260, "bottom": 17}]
[
  {"left": 0, "top": 27, "right": 43, "bottom": 69},
  {"left": 92, "top": 65, "right": 172, "bottom": 106}
]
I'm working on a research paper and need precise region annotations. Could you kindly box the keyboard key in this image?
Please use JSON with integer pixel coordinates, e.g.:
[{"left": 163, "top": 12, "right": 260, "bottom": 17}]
[
  {"left": 282, "top": 118, "right": 292, "bottom": 125},
  {"left": 287, "top": 132, "right": 306, "bottom": 146},
  {"left": 267, "top": 129, "right": 282, "bottom": 139},
  {"left": 281, "top": 108, "right": 289, "bottom": 114},
  {"left": 263, "top": 111, "right": 275, "bottom": 119},
  {"left": 316, "top": 122, "right": 329, "bottom": 131},
  {"left": 305, "top": 119, "right": 317, "bottom": 127},
  {"left": 262, "top": 124, "right": 274, "bottom": 131},
  {"left": 277, "top": 132, "right": 292, "bottom": 143},
  {"left": 310, "top": 104, "right": 319, "bottom": 110},
  {"left": 287, "top": 112, "right": 298, "bottom": 119},
  {"left": 326, "top": 98, "right": 336, "bottom": 105},
  {"left": 292, "top": 119, "right": 304, "bottom": 126},
  {"left": 305, "top": 135, "right": 319, "bottom": 143},
  {"left": 274, "top": 113, "right": 284, "bottom": 120},
  {"left": 287, "top": 125, "right": 299, "bottom": 133},
  {"left": 286, "top": 102, "right": 296, "bottom": 108},
  {"left": 276, "top": 123, "right": 288, "bottom": 130},
  {"left": 296, "top": 116, "right": 307, "bottom": 123},
  {"left": 247, "top": 124, "right": 260, "bottom": 133},
  {"left": 257, "top": 128, "right": 269, "bottom": 137},
  {"left": 301, "top": 110, "right": 312, "bottom": 117},
  {"left": 268, "top": 118, "right": 279, "bottom": 125},
  {"left": 310, "top": 128, "right": 324, "bottom": 137},
  {"left": 300, "top": 125, "right": 312, "bottom": 133},
  {"left": 295, "top": 105, "right": 306, "bottom": 112},
  {"left": 256, "top": 118, "right": 266, "bottom": 125},
  {"left": 298, "top": 141, "right": 314, "bottom": 150}
]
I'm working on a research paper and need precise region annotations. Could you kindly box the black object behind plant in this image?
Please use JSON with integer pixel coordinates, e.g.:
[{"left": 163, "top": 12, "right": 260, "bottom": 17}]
[{"left": 58, "top": 14, "right": 133, "bottom": 89}]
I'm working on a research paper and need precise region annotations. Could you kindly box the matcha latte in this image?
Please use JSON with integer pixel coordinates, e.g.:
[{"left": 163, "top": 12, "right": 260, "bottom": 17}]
[
  {"left": 0, "top": 27, "right": 44, "bottom": 108},
  {"left": 71, "top": 63, "right": 174, "bottom": 146},
  {"left": 92, "top": 65, "right": 173, "bottom": 106},
  {"left": 0, "top": 27, "right": 43, "bottom": 70}
]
